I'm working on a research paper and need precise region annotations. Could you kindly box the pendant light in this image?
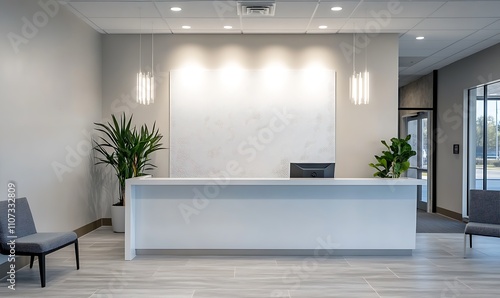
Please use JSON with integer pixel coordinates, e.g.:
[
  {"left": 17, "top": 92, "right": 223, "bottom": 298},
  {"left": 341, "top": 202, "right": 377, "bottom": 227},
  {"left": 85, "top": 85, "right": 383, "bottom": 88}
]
[
  {"left": 137, "top": 18, "right": 154, "bottom": 105},
  {"left": 349, "top": 33, "right": 369, "bottom": 105}
]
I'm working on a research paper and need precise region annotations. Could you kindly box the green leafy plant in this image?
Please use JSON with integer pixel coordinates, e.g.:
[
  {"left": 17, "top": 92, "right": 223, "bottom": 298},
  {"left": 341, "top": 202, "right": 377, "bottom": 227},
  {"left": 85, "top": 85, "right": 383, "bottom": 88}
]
[
  {"left": 369, "top": 135, "right": 416, "bottom": 178},
  {"left": 93, "top": 113, "right": 164, "bottom": 206}
]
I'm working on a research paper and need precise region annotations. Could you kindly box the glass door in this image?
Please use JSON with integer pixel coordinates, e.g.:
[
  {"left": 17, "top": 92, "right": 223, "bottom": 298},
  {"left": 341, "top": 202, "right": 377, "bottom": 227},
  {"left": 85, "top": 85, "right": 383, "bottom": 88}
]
[
  {"left": 468, "top": 81, "right": 500, "bottom": 215},
  {"left": 405, "top": 112, "right": 429, "bottom": 211}
]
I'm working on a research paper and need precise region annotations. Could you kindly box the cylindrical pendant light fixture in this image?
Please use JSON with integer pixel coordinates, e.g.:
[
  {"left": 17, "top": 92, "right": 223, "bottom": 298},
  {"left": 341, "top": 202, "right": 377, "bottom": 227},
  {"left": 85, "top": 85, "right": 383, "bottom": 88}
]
[
  {"left": 349, "top": 33, "right": 369, "bottom": 105},
  {"left": 136, "top": 18, "right": 154, "bottom": 105}
]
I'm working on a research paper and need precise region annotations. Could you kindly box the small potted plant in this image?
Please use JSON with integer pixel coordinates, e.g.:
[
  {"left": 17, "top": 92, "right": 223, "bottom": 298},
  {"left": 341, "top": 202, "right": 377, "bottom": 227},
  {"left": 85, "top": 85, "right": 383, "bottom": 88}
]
[
  {"left": 93, "top": 113, "right": 164, "bottom": 232},
  {"left": 369, "top": 135, "right": 416, "bottom": 178}
]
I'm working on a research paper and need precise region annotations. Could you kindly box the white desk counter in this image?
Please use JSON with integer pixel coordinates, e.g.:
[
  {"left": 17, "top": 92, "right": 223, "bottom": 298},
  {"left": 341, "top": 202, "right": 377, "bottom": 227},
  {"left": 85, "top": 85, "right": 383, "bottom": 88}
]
[{"left": 125, "top": 177, "right": 425, "bottom": 260}]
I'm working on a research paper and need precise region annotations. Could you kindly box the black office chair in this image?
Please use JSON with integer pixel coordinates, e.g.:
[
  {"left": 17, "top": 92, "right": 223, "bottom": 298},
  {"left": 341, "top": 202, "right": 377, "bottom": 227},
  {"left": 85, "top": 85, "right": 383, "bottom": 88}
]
[{"left": 0, "top": 197, "right": 79, "bottom": 287}]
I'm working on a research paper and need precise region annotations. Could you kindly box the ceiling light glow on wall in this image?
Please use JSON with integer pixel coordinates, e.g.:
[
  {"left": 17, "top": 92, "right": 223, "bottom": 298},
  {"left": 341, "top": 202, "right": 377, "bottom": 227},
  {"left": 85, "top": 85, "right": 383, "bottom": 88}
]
[
  {"left": 224, "top": 25, "right": 233, "bottom": 29},
  {"left": 416, "top": 36, "right": 425, "bottom": 40},
  {"left": 170, "top": 7, "right": 182, "bottom": 12},
  {"left": 136, "top": 28, "right": 154, "bottom": 105},
  {"left": 318, "top": 25, "right": 328, "bottom": 29},
  {"left": 302, "top": 67, "right": 329, "bottom": 87},
  {"left": 263, "top": 64, "right": 288, "bottom": 88},
  {"left": 219, "top": 64, "right": 244, "bottom": 85},
  {"left": 182, "top": 25, "right": 191, "bottom": 29},
  {"left": 331, "top": 7, "right": 343, "bottom": 11},
  {"left": 349, "top": 33, "right": 369, "bottom": 105}
]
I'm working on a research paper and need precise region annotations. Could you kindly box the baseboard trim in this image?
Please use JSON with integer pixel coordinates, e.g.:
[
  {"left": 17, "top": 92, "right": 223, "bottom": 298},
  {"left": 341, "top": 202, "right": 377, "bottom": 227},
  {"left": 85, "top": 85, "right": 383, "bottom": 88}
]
[
  {"left": 102, "top": 218, "right": 112, "bottom": 226},
  {"left": 436, "top": 207, "right": 463, "bottom": 221},
  {"left": 73, "top": 218, "right": 112, "bottom": 237},
  {"left": 136, "top": 249, "right": 412, "bottom": 257},
  {"left": 73, "top": 219, "right": 101, "bottom": 238}
]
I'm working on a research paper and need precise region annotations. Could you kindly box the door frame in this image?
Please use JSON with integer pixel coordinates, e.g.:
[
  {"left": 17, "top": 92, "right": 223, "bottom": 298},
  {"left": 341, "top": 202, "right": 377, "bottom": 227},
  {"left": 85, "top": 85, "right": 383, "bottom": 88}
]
[{"left": 399, "top": 108, "right": 434, "bottom": 213}]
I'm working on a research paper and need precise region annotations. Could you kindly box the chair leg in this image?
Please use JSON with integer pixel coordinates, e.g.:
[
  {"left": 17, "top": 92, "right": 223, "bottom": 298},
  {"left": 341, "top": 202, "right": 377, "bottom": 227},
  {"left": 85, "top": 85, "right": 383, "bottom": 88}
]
[
  {"left": 30, "top": 256, "right": 35, "bottom": 268},
  {"left": 74, "top": 239, "right": 80, "bottom": 270},
  {"left": 463, "top": 234, "right": 467, "bottom": 258},
  {"left": 38, "top": 254, "right": 46, "bottom": 288},
  {"left": 470, "top": 234, "right": 473, "bottom": 248}
]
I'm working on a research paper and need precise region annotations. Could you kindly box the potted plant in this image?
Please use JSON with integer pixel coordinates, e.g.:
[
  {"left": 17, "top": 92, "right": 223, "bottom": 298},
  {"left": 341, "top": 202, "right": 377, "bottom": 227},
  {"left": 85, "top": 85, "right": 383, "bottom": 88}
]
[
  {"left": 369, "top": 135, "right": 416, "bottom": 178},
  {"left": 93, "top": 113, "right": 164, "bottom": 232}
]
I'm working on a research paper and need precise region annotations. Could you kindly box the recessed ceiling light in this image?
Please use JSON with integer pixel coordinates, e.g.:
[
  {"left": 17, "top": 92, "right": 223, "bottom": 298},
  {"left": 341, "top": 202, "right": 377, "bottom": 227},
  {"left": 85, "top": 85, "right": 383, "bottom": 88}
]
[
  {"left": 331, "top": 7, "right": 343, "bottom": 11},
  {"left": 319, "top": 25, "right": 328, "bottom": 29},
  {"left": 182, "top": 25, "right": 191, "bottom": 29},
  {"left": 170, "top": 7, "right": 182, "bottom": 12},
  {"left": 224, "top": 25, "right": 233, "bottom": 29},
  {"left": 416, "top": 36, "right": 425, "bottom": 40}
]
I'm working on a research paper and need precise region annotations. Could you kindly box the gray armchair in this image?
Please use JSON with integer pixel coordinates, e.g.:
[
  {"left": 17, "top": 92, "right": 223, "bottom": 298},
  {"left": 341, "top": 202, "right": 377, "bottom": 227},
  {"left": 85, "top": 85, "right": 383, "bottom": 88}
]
[
  {"left": 464, "top": 190, "right": 500, "bottom": 257},
  {"left": 0, "top": 197, "right": 79, "bottom": 287}
]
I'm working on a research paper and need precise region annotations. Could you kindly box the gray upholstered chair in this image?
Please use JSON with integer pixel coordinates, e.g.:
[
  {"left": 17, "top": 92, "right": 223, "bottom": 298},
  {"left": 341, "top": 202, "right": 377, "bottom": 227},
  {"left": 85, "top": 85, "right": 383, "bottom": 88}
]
[
  {"left": 464, "top": 190, "right": 500, "bottom": 257},
  {"left": 0, "top": 198, "right": 79, "bottom": 287}
]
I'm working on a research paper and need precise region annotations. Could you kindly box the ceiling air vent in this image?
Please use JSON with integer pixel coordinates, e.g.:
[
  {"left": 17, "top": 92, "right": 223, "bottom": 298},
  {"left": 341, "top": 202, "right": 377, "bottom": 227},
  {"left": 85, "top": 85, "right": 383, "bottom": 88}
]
[{"left": 237, "top": 1, "right": 276, "bottom": 16}]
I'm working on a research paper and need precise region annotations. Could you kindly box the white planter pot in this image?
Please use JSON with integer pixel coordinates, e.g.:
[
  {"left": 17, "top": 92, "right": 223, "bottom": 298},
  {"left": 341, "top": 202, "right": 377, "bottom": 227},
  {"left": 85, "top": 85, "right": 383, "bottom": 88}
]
[{"left": 111, "top": 205, "right": 125, "bottom": 233}]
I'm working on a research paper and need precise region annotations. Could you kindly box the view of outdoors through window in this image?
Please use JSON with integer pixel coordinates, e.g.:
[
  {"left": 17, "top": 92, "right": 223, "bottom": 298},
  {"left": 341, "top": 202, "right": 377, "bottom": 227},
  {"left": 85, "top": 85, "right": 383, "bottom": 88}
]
[
  {"left": 407, "top": 113, "right": 428, "bottom": 203},
  {"left": 471, "top": 81, "right": 500, "bottom": 190}
]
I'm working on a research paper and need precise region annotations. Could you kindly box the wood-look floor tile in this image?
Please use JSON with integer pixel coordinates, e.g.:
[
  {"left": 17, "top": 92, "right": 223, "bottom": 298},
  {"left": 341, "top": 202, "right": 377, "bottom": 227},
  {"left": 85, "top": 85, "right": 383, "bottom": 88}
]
[
  {"left": 1, "top": 228, "right": 500, "bottom": 297},
  {"left": 193, "top": 288, "right": 290, "bottom": 298},
  {"left": 91, "top": 288, "right": 195, "bottom": 298},
  {"left": 289, "top": 288, "right": 379, "bottom": 298}
]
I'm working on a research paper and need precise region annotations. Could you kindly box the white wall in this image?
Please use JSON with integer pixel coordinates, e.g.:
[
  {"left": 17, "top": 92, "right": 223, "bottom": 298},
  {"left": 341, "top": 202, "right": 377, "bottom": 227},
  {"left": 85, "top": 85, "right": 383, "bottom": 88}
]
[
  {"left": 437, "top": 43, "right": 500, "bottom": 215},
  {"left": 102, "top": 33, "right": 399, "bottom": 182},
  {"left": 0, "top": 1, "right": 102, "bottom": 233}
]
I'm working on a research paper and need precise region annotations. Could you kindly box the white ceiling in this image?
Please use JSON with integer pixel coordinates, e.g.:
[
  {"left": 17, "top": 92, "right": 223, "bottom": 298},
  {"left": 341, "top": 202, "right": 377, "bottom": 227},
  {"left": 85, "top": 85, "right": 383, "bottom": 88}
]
[{"left": 61, "top": 0, "right": 500, "bottom": 86}]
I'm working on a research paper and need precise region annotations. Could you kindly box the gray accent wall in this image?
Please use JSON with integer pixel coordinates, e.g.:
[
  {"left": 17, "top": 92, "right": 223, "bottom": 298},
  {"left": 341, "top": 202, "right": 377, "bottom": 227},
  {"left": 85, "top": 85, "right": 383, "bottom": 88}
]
[
  {"left": 437, "top": 43, "right": 500, "bottom": 215},
  {"left": 0, "top": 0, "right": 102, "bottom": 238}
]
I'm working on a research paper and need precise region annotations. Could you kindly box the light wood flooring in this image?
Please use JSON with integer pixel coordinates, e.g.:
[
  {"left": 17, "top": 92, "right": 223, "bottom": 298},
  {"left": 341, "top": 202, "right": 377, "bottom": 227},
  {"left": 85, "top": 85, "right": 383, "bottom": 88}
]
[{"left": 1, "top": 227, "right": 500, "bottom": 297}]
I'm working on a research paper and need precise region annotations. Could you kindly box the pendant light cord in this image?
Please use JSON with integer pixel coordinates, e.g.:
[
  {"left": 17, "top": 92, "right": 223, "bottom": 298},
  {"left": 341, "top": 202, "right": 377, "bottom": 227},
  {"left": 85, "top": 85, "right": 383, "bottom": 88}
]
[
  {"left": 353, "top": 33, "right": 355, "bottom": 75},
  {"left": 139, "top": 33, "right": 142, "bottom": 73},
  {"left": 151, "top": 25, "right": 153, "bottom": 75},
  {"left": 139, "top": 9, "right": 142, "bottom": 74}
]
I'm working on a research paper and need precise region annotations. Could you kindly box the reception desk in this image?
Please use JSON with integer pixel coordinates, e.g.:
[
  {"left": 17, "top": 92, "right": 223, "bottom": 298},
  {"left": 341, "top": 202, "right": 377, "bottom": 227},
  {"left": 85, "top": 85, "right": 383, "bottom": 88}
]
[{"left": 125, "top": 177, "right": 425, "bottom": 260}]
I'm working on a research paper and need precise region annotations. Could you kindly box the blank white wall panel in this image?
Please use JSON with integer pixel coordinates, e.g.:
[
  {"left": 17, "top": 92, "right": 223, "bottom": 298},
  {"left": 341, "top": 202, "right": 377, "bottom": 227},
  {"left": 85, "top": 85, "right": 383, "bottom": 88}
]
[{"left": 170, "top": 70, "right": 335, "bottom": 178}]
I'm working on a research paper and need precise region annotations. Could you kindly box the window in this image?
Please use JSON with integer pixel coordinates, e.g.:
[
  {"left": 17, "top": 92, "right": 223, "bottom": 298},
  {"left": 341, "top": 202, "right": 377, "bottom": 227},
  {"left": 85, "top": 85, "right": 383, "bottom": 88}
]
[{"left": 468, "top": 81, "right": 500, "bottom": 193}]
